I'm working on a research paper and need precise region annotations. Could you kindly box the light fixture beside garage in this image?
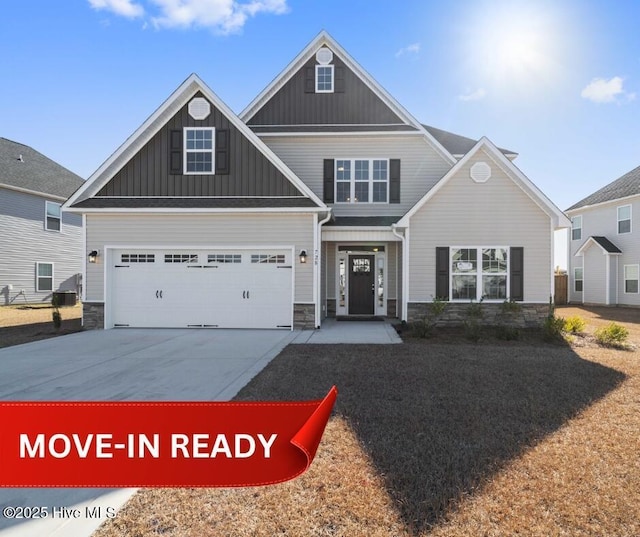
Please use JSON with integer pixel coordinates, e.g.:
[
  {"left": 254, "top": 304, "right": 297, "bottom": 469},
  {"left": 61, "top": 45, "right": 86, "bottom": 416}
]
[
  {"left": 299, "top": 250, "right": 308, "bottom": 263},
  {"left": 88, "top": 250, "right": 99, "bottom": 263}
]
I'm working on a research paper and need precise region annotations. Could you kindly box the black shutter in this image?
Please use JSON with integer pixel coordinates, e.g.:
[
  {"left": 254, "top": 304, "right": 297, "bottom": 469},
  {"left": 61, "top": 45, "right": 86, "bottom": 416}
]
[
  {"left": 436, "top": 247, "right": 450, "bottom": 300},
  {"left": 389, "top": 159, "right": 401, "bottom": 203},
  {"left": 169, "top": 129, "right": 182, "bottom": 175},
  {"left": 215, "top": 129, "right": 229, "bottom": 175},
  {"left": 304, "top": 67, "right": 315, "bottom": 93},
  {"left": 335, "top": 66, "right": 345, "bottom": 93},
  {"left": 510, "top": 247, "right": 524, "bottom": 301},
  {"left": 323, "top": 159, "right": 335, "bottom": 203}
]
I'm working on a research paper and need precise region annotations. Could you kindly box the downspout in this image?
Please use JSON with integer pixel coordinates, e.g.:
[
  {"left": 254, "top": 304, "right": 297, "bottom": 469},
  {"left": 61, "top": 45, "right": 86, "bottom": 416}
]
[
  {"left": 391, "top": 223, "right": 407, "bottom": 321},
  {"left": 315, "top": 209, "right": 332, "bottom": 328}
]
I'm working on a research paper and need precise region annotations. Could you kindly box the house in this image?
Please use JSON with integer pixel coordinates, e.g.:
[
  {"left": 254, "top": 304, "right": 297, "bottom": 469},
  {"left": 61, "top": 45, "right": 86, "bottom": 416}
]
[
  {"left": 566, "top": 164, "right": 640, "bottom": 306},
  {"left": 0, "top": 138, "right": 84, "bottom": 305},
  {"left": 63, "top": 31, "right": 569, "bottom": 330}
]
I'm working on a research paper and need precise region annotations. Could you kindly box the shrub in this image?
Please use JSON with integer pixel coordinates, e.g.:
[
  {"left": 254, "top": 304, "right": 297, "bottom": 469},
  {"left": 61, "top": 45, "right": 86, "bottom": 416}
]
[
  {"left": 594, "top": 323, "right": 629, "bottom": 348},
  {"left": 542, "top": 314, "right": 565, "bottom": 342},
  {"left": 412, "top": 297, "right": 447, "bottom": 338},
  {"left": 51, "top": 295, "right": 62, "bottom": 331},
  {"left": 494, "top": 324, "right": 521, "bottom": 341},
  {"left": 564, "top": 315, "right": 586, "bottom": 334},
  {"left": 464, "top": 299, "right": 484, "bottom": 342}
]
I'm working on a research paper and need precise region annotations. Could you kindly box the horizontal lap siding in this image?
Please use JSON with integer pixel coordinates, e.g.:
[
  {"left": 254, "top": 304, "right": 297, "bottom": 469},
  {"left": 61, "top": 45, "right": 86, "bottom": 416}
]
[
  {"left": 583, "top": 246, "right": 606, "bottom": 304},
  {"left": 262, "top": 135, "right": 451, "bottom": 217},
  {"left": 86, "top": 214, "right": 314, "bottom": 303},
  {"left": 408, "top": 150, "right": 551, "bottom": 302},
  {"left": 0, "top": 189, "right": 83, "bottom": 303}
]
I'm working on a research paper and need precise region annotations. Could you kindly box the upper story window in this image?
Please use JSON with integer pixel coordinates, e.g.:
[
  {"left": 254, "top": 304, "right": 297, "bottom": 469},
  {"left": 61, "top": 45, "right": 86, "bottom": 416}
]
[
  {"left": 617, "top": 205, "right": 631, "bottom": 234},
  {"left": 335, "top": 159, "right": 389, "bottom": 203},
  {"left": 571, "top": 215, "right": 582, "bottom": 241},
  {"left": 184, "top": 127, "right": 214, "bottom": 174},
  {"left": 316, "top": 65, "right": 334, "bottom": 93},
  {"left": 45, "top": 201, "right": 61, "bottom": 231}
]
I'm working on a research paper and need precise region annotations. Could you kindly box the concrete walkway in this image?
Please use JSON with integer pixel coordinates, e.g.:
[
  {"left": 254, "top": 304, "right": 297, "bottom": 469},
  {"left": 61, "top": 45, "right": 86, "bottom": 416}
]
[{"left": 291, "top": 318, "right": 402, "bottom": 344}]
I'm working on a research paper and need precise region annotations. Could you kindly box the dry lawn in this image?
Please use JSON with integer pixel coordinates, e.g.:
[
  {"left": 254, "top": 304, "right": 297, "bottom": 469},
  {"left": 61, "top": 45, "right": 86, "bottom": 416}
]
[
  {"left": 94, "top": 307, "right": 639, "bottom": 537},
  {"left": 0, "top": 303, "right": 82, "bottom": 348}
]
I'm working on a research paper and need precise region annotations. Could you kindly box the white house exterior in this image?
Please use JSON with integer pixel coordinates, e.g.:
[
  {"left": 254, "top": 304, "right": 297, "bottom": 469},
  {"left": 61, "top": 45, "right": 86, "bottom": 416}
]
[
  {"left": 567, "top": 165, "right": 640, "bottom": 307},
  {"left": 64, "top": 32, "right": 569, "bottom": 330}
]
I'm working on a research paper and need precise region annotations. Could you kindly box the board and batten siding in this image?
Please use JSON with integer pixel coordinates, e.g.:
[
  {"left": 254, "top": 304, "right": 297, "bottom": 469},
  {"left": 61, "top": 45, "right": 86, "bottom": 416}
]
[
  {"left": 85, "top": 213, "right": 314, "bottom": 303},
  {"left": 568, "top": 195, "right": 640, "bottom": 306},
  {"left": 0, "top": 188, "right": 83, "bottom": 304},
  {"left": 408, "top": 150, "right": 552, "bottom": 302},
  {"left": 261, "top": 135, "right": 451, "bottom": 217}
]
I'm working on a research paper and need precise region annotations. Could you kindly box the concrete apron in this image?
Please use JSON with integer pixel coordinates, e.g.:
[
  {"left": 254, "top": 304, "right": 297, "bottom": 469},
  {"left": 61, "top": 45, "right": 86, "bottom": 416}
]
[{"left": 291, "top": 318, "right": 402, "bottom": 344}]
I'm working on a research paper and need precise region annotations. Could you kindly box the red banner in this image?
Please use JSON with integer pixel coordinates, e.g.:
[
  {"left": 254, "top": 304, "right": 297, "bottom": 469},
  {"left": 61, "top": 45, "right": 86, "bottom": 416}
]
[{"left": 0, "top": 387, "right": 337, "bottom": 488}]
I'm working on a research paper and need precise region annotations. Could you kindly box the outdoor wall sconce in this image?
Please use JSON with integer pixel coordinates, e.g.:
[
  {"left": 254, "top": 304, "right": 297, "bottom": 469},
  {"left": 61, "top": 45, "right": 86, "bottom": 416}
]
[
  {"left": 299, "top": 250, "right": 307, "bottom": 263},
  {"left": 88, "top": 250, "right": 99, "bottom": 263}
]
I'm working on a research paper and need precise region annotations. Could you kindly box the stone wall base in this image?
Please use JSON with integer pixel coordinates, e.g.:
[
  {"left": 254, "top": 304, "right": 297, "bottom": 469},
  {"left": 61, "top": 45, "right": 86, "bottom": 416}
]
[
  {"left": 83, "top": 302, "right": 105, "bottom": 330},
  {"left": 407, "top": 302, "right": 550, "bottom": 328},
  {"left": 294, "top": 303, "right": 316, "bottom": 329}
]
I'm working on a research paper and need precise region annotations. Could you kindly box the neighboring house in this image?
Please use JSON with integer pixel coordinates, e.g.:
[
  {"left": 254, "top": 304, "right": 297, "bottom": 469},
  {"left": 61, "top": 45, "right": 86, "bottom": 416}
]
[
  {"left": 566, "top": 164, "right": 640, "bottom": 306},
  {"left": 0, "top": 138, "right": 84, "bottom": 305},
  {"left": 63, "top": 31, "right": 568, "bottom": 330}
]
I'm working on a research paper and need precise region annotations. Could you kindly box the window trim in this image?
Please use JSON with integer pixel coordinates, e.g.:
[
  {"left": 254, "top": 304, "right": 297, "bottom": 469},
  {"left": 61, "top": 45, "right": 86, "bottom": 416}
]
[
  {"left": 315, "top": 64, "right": 334, "bottom": 93},
  {"left": 334, "top": 158, "right": 390, "bottom": 204},
  {"left": 45, "top": 201, "right": 61, "bottom": 232},
  {"left": 450, "top": 246, "right": 509, "bottom": 302},
  {"left": 36, "top": 262, "right": 54, "bottom": 292},
  {"left": 623, "top": 264, "right": 639, "bottom": 294},
  {"left": 617, "top": 204, "right": 632, "bottom": 234},
  {"left": 574, "top": 267, "right": 583, "bottom": 293},
  {"left": 183, "top": 127, "right": 215, "bottom": 175},
  {"left": 571, "top": 215, "right": 582, "bottom": 241}
]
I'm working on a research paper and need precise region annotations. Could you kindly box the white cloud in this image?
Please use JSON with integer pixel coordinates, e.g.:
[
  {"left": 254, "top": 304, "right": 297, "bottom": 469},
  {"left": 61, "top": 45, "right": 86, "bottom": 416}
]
[
  {"left": 150, "top": 0, "right": 288, "bottom": 33},
  {"left": 581, "top": 76, "right": 636, "bottom": 103},
  {"left": 88, "top": 0, "right": 144, "bottom": 18},
  {"left": 458, "top": 88, "right": 487, "bottom": 102},
  {"left": 395, "top": 43, "right": 420, "bottom": 58}
]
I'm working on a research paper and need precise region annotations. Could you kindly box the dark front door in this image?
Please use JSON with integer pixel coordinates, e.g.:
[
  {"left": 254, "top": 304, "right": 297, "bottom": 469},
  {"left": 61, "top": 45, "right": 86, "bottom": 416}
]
[{"left": 349, "top": 255, "right": 375, "bottom": 315}]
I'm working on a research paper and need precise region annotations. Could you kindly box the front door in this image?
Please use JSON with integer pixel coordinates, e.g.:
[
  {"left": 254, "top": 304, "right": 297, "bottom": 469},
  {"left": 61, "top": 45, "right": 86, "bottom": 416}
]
[{"left": 348, "top": 255, "right": 375, "bottom": 314}]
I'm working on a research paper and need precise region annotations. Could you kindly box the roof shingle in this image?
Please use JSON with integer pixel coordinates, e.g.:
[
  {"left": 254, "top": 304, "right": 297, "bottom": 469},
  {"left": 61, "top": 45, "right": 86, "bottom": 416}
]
[{"left": 567, "top": 164, "right": 640, "bottom": 211}]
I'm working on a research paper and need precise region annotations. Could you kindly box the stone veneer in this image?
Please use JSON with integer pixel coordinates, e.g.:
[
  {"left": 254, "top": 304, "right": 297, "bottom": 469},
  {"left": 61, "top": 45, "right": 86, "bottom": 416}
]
[
  {"left": 82, "top": 302, "right": 105, "bottom": 330},
  {"left": 294, "top": 303, "right": 316, "bottom": 329},
  {"left": 407, "top": 302, "right": 550, "bottom": 328}
]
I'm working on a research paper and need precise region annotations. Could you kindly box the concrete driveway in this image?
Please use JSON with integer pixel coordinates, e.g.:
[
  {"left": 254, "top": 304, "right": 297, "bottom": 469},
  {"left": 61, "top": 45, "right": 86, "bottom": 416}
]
[{"left": 0, "top": 328, "right": 296, "bottom": 536}]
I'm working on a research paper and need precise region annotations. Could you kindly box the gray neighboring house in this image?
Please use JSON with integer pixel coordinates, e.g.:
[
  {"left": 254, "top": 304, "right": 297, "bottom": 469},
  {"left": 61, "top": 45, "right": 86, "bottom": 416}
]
[
  {"left": 567, "top": 165, "right": 640, "bottom": 306},
  {"left": 0, "top": 138, "right": 84, "bottom": 305}
]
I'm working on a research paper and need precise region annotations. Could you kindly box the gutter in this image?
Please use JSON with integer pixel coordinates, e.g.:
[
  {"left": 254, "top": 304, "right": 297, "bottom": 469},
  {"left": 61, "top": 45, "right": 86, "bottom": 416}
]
[
  {"left": 391, "top": 223, "right": 408, "bottom": 321},
  {"left": 315, "top": 209, "right": 333, "bottom": 328}
]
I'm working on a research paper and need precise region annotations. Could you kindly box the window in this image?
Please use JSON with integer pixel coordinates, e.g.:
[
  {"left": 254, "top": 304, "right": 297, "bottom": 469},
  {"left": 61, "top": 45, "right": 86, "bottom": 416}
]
[
  {"left": 208, "top": 254, "right": 242, "bottom": 264},
  {"left": 574, "top": 267, "right": 583, "bottom": 292},
  {"left": 251, "top": 254, "right": 285, "bottom": 264},
  {"left": 36, "top": 262, "right": 53, "bottom": 292},
  {"left": 335, "top": 159, "right": 389, "bottom": 203},
  {"left": 571, "top": 215, "right": 582, "bottom": 241},
  {"left": 45, "top": 201, "right": 61, "bottom": 231},
  {"left": 624, "top": 265, "right": 639, "bottom": 294},
  {"left": 184, "top": 127, "right": 214, "bottom": 174},
  {"left": 451, "top": 247, "right": 508, "bottom": 301},
  {"left": 618, "top": 205, "right": 631, "bottom": 234},
  {"left": 121, "top": 254, "right": 155, "bottom": 263},
  {"left": 164, "top": 254, "right": 198, "bottom": 263},
  {"left": 316, "top": 65, "right": 334, "bottom": 93}
]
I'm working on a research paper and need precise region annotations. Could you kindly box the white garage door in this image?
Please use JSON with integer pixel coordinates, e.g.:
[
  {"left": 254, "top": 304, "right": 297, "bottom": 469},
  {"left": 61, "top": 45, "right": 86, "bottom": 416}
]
[{"left": 108, "top": 249, "right": 293, "bottom": 329}]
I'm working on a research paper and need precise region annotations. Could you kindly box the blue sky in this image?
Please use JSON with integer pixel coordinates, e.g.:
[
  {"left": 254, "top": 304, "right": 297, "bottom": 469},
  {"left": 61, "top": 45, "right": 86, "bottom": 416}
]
[{"left": 1, "top": 0, "right": 639, "bottom": 212}]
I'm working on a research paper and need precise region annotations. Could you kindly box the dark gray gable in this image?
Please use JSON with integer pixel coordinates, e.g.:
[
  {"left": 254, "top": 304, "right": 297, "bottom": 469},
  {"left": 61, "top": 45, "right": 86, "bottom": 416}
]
[
  {"left": 247, "top": 51, "right": 409, "bottom": 128},
  {"left": 97, "top": 92, "right": 306, "bottom": 198}
]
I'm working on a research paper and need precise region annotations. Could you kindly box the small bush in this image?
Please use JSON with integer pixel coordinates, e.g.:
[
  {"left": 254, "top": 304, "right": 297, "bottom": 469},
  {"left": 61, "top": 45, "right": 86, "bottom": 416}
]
[
  {"left": 542, "top": 314, "right": 565, "bottom": 342},
  {"left": 494, "top": 324, "right": 521, "bottom": 341},
  {"left": 411, "top": 297, "right": 447, "bottom": 338},
  {"left": 51, "top": 295, "right": 62, "bottom": 331},
  {"left": 594, "top": 322, "right": 629, "bottom": 348},
  {"left": 564, "top": 315, "right": 586, "bottom": 334},
  {"left": 464, "top": 300, "right": 484, "bottom": 342}
]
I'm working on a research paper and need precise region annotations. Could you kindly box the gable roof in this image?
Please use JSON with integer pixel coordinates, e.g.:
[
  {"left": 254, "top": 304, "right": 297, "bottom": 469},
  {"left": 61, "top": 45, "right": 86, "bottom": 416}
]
[
  {"left": 422, "top": 125, "right": 517, "bottom": 158},
  {"left": 64, "top": 74, "right": 325, "bottom": 211},
  {"left": 567, "top": 164, "right": 640, "bottom": 211},
  {"left": 0, "top": 137, "right": 84, "bottom": 200},
  {"left": 397, "top": 136, "right": 570, "bottom": 229},
  {"left": 575, "top": 236, "right": 622, "bottom": 255},
  {"left": 239, "top": 31, "right": 456, "bottom": 166}
]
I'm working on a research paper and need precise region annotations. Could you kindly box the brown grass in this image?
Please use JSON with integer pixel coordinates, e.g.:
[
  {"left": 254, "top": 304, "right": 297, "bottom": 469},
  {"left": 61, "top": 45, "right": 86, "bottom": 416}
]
[
  {"left": 93, "top": 307, "right": 639, "bottom": 537},
  {"left": 0, "top": 303, "right": 82, "bottom": 348}
]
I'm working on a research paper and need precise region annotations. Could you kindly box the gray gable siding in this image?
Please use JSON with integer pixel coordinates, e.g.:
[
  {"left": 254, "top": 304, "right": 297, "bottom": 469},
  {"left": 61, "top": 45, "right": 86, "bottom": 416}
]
[
  {"left": 96, "top": 93, "right": 305, "bottom": 198},
  {"left": 247, "top": 54, "right": 408, "bottom": 127},
  {"left": 1, "top": 187, "right": 83, "bottom": 304}
]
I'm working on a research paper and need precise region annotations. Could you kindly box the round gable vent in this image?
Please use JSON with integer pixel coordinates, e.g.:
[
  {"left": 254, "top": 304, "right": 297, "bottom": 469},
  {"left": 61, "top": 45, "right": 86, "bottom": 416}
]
[
  {"left": 316, "top": 47, "right": 333, "bottom": 65},
  {"left": 470, "top": 161, "right": 492, "bottom": 183},
  {"left": 188, "top": 97, "right": 211, "bottom": 120}
]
